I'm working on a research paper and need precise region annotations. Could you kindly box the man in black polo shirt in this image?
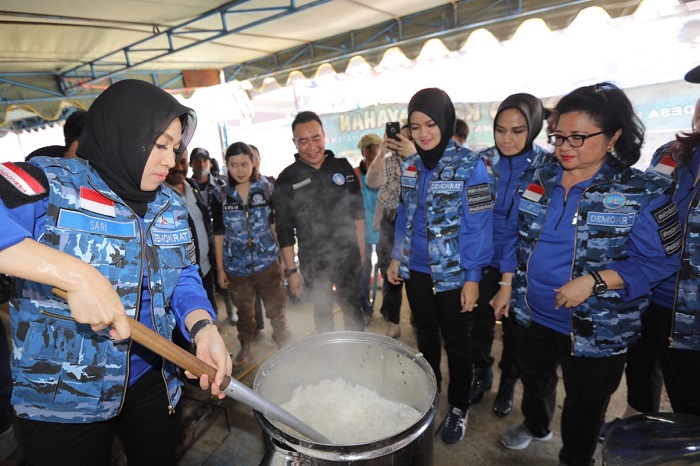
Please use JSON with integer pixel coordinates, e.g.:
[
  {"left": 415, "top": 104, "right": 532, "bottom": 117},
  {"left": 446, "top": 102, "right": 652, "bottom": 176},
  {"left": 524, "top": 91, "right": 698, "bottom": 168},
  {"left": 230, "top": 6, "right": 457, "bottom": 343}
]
[{"left": 273, "top": 111, "right": 366, "bottom": 333}]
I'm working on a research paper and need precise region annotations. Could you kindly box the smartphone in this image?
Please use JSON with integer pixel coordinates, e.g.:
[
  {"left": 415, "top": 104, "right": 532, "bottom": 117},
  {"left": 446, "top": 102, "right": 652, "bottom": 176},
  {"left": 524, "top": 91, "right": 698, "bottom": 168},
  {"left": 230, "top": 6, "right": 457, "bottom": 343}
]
[{"left": 386, "top": 121, "right": 401, "bottom": 141}]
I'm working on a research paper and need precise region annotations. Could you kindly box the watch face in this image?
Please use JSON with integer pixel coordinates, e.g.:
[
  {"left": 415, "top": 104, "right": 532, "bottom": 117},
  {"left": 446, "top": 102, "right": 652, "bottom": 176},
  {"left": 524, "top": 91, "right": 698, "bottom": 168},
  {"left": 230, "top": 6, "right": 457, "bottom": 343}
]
[{"left": 594, "top": 283, "right": 607, "bottom": 295}]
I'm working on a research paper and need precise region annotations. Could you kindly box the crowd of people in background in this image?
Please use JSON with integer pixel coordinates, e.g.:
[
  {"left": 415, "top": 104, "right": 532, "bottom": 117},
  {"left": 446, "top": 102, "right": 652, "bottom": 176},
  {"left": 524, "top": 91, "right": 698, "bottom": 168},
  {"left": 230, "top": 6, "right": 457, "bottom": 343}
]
[{"left": 0, "top": 61, "right": 697, "bottom": 465}]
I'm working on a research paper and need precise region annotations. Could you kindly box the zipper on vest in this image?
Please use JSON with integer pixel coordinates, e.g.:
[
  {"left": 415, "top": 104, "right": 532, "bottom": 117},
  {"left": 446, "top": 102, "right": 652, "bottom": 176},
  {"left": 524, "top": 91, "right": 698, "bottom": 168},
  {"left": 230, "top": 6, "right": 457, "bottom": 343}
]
[
  {"left": 418, "top": 169, "right": 436, "bottom": 294},
  {"left": 39, "top": 309, "right": 75, "bottom": 321},
  {"left": 569, "top": 188, "right": 581, "bottom": 357},
  {"left": 148, "top": 202, "right": 177, "bottom": 415},
  {"left": 245, "top": 207, "right": 255, "bottom": 269},
  {"left": 523, "top": 173, "right": 550, "bottom": 323},
  {"left": 565, "top": 179, "right": 612, "bottom": 356},
  {"left": 668, "top": 185, "right": 696, "bottom": 349}
]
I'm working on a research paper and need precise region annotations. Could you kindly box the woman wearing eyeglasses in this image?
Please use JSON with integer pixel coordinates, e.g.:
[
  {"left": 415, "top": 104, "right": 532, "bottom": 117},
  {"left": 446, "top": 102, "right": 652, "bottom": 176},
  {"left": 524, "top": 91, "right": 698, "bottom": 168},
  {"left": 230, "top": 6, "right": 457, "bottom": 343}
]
[{"left": 492, "top": 82, "right": 681, "bottom": 466}]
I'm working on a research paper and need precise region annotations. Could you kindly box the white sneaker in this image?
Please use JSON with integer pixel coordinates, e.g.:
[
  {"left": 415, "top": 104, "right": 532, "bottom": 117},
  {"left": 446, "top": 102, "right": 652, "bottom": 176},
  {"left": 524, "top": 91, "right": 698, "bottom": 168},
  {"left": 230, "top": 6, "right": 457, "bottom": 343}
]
[{"left": 501, "top": 423, "right": 552, "bottom": 450}]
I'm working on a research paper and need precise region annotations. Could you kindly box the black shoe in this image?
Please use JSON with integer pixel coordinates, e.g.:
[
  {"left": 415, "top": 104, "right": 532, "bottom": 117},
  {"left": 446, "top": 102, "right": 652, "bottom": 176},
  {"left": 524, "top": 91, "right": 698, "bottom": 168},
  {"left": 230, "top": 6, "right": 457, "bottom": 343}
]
[
  {"left": 439, "top": 405, "right": 468, "bottom": 444},
  {"left": 493, "top": 377, "right": 516, "bottom": 417},
  {"left": 598, "top": 417, "right": 621, "bottom": 442},
  {"left": 469, "top": 367, "right": 493, "bottom": 404}
]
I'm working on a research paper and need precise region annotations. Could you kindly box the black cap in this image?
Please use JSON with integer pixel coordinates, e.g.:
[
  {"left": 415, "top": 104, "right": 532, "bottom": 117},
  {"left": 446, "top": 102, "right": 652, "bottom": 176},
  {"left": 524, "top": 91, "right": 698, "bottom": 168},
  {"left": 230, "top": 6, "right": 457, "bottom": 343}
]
[
  {"left": 189, "top": 147, "right": 210, "bottom": 161},
  {"left": 685, "top": 64, "right": 700, "bottom": 84}
]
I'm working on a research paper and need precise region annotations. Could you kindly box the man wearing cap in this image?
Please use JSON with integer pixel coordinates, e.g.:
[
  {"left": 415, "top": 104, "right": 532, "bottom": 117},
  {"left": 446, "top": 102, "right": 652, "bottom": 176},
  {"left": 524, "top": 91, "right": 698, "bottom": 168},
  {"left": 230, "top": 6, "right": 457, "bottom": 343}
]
[
  {"left": 188, "top": 147, "right": 233, "bottom": 321},
  {"left": 355, "top": 133, "right": 382, "bottom": 325},
  {"left": 272, "top": 111, "right": 366, "bottom": 333},
  {"left": 189, "top": 148, "right": 226, "bottom": 206}
]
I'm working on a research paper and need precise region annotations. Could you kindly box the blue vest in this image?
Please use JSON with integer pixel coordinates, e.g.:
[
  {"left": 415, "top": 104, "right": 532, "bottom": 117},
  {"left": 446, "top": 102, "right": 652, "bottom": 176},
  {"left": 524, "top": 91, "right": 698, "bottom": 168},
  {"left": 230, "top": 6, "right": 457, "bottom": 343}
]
[
  {"left": 398, "top": 143, "right": 493, "bottom": 292},
  {"left": 219, "top": 179, "right": 279, "bottom": 277},
  {"left": 483, "top": 144, "right": 554, "bottom": 189},
  {"left": 648, "top": 144, "right": 700, "bottom": 350},
  {"left": 482, "top": 144, "right": 554, "bottom": 271},
  {"left": 514, "top": 162, "right": 676, "bottom": 357},
  {"left": 11, "top": 157, "right": 191, "bottom": 422}
]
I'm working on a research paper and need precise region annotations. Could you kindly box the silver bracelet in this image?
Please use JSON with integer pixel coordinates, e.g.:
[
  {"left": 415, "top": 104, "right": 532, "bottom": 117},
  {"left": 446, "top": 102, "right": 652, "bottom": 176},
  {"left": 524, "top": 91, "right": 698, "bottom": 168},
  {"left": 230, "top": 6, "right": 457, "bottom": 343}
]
[{"left": 498, "top": 281, "right": 512, "bottom": 287}]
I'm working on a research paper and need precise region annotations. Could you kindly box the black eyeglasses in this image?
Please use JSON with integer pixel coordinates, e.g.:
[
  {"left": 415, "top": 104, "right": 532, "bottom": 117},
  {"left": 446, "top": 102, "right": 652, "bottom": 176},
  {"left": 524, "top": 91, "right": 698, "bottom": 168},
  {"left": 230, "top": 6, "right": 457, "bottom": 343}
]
[{"left": 548, "top": 131, "right": 607, "bottom": 148}]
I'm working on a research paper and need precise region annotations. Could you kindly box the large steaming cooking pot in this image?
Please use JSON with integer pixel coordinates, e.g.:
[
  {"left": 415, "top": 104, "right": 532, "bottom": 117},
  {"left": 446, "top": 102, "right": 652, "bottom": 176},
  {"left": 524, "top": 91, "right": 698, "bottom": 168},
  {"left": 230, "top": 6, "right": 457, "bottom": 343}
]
[{"left": 254, "top": 331, "right": 438, "bottom": 465}]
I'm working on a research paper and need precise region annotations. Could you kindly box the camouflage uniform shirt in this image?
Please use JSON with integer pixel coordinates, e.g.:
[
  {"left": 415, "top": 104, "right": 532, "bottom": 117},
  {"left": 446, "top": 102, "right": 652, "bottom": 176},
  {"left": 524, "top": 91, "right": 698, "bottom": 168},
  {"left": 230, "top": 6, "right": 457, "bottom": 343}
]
[
  {"left": 648, "top": 143, "right": 700, "bottom": 351},
  {"left": 507, "top": 161, "right": 681, "bottom": 357},
  {"left": 0, "top": 157, "right": 214, "bottom": 422},
  {"left": 394, "top": 141, "right": 494, "bottom": 292},
  {"left": 212, "top": 178, "right": 279, "bottom": 277}
]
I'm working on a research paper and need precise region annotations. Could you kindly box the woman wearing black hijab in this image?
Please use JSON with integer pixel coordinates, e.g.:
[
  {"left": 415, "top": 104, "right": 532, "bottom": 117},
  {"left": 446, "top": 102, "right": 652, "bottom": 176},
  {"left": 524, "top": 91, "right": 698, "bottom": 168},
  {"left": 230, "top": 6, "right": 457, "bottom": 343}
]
[
  {"left": 0, "top": 80, "right": 232, "bottom": 465},
  {"left": 387, "top": 87, "right": 494, "bottom": 444},
  {"left": 468, "top": 93, "right": 553, "bottom": 417}
]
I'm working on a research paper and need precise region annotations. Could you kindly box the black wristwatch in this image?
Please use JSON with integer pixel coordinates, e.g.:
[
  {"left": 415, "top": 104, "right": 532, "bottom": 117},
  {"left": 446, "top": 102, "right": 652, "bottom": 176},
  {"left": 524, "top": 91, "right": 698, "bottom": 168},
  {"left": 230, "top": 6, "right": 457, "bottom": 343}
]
[
  {"left": 284, "top": 267, "right": 298, "bottom": 278},
  {"left": 189, "top": 318, "right": 214, "bottom": 343},
  {"left": 589, "top": 270, "right": 607, "bottom": 296}
]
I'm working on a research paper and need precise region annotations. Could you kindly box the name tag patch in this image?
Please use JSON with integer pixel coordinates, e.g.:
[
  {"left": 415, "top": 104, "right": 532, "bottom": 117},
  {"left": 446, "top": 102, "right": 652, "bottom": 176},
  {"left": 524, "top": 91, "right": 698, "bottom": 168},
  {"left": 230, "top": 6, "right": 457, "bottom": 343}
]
[
  {"left": 652, "top": 202, "right": 678, "bottom": 226},
  {"left": 401, "top": 175, "right": 417, "bottom": 189},
  {"left": 293, "top": 178, "right": 311, "bottom": 190},
  {"left": 662, "top": 234, "right": 682, "bottom": 256},
  {"left": 518, "top": 199, "right": 540, "bottom": 216},
  {"left": 467, "top": 183, "right": 493, "bottom": 213},
  {"left": 57, "top": 210, "right": 136, "bottom": 238},
  {"left": 151, "top": 228, "right": 191, "bottom": 246},
  {"left": 431, "top": 181, "right": 463, "bottom": 192},
  {"left": 586, "top": 212, "right": 636, "bottom": 227},
  {"left": 658, "top": 220, "right": 682, "bottom": 256}
]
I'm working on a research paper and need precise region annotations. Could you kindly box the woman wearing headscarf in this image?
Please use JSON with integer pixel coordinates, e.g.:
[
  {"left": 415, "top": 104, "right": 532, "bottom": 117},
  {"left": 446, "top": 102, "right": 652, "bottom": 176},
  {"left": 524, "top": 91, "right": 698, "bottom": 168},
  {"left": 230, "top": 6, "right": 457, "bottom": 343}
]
[
  {"left": 493, "top": 82, "right": 680, "bottom": 466},
  {"left": 0, "top": 79, "right": 232, "bottom": 465},
  {"left": 387, "top": 87, "right": 494, "bottom": 444},
  {"left": 468, "top": 93, "right": 553, "bottom": 417}
]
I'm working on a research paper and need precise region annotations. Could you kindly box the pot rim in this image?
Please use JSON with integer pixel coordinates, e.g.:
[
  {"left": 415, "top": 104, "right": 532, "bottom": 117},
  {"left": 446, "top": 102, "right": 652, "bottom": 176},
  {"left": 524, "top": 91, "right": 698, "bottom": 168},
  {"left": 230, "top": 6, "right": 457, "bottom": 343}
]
[{"left": 253, "top": 331, "right": 439, "bottom": 459}]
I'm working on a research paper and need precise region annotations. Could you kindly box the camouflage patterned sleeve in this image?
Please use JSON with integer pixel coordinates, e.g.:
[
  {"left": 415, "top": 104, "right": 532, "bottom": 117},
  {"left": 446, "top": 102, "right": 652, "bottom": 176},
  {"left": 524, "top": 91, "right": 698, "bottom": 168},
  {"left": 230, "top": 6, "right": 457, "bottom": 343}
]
[{"left": 606, "top": 193, "right": 681, "bottom": 301}]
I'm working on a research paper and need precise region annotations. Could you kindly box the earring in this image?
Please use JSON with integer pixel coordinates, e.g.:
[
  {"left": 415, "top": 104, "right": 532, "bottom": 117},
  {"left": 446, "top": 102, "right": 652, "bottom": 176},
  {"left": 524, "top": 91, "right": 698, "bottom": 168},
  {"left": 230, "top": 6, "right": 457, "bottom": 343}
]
[{"left": 608, "top": 145, "right": 617, "bottom": 157}]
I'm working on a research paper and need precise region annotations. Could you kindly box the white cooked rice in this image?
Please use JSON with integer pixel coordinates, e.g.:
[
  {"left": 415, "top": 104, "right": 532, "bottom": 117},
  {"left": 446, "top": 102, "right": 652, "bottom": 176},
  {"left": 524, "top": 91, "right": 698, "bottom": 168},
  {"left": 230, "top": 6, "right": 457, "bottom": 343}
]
[{"left": 280, "top": 377, "right": 422, "bottom": 444}]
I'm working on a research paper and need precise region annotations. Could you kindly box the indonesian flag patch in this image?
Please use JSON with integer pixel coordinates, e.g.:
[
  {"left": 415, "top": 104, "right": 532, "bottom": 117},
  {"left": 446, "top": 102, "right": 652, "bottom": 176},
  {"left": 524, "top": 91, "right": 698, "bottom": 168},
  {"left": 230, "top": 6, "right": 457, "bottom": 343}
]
[
  {"left": 405, "top": 165, "right": 418, "bottom": 177},
  {"left": 0, "top": 162, "right": 46, "bottom": 196},
  {"left": 652, "top": 155, "right": 676, "bottom": 177},
  {"left": 80, "top": 186, "right": 116, "bottom": 217},
  {"left": 522, "top": 183, "right": 545, "bottom": 202},
  {"left": 484, "top": 157, "right": 494, "bottom": 175}
]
